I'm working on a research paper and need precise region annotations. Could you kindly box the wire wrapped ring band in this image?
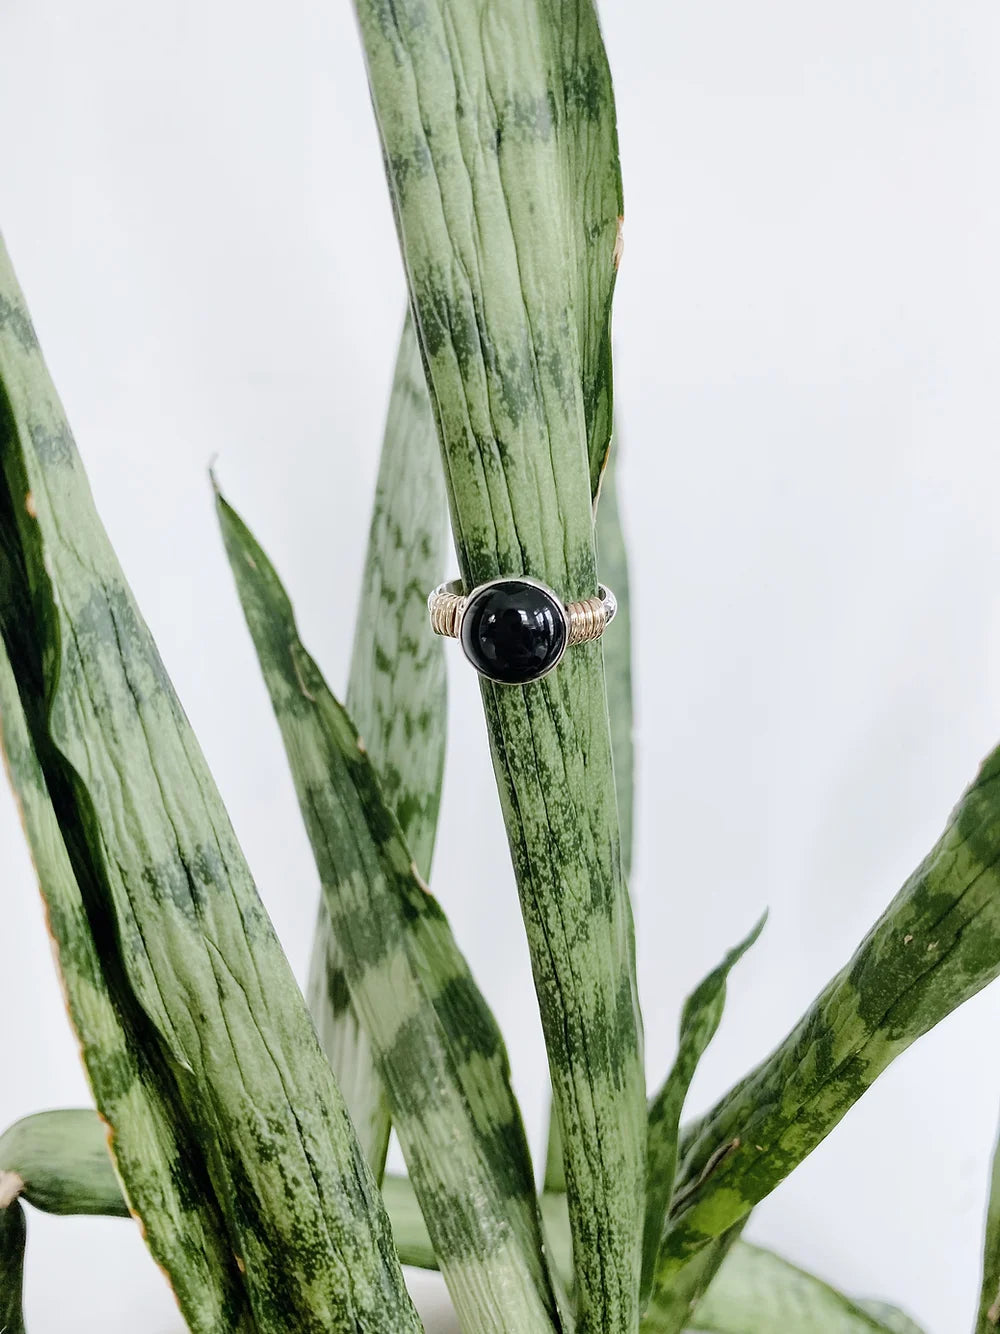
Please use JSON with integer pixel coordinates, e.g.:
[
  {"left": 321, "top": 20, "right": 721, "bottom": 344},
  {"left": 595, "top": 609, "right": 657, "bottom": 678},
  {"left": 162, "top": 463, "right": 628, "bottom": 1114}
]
[{"left": 428, "top": 577, "right": 617, "bottom": 685}]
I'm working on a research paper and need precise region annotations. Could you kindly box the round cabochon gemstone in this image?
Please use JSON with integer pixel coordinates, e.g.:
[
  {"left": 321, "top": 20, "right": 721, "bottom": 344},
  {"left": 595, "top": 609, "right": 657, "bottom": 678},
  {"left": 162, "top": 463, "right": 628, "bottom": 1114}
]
[{"left": 459, "top": 579, "right": 568, "bottom": 685}]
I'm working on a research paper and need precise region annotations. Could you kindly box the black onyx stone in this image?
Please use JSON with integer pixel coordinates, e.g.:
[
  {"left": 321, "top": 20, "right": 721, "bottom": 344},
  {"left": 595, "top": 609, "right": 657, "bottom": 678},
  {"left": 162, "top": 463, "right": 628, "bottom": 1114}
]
[{"left": 459, "top": 579, "right": 568, "bottom": 685}]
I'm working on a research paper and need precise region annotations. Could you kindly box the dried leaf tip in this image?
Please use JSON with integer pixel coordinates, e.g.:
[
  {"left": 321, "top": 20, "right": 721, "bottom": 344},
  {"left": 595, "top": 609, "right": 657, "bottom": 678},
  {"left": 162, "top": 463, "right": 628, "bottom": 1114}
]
[{"left": 0, "top": 1171, "right": 24, "bottom": 1209}]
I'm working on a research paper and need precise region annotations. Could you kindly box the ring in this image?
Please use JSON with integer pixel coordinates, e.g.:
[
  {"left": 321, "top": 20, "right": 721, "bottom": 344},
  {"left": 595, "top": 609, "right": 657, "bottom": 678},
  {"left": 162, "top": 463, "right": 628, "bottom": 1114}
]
[{"left": 427, "top": 577, "right": 617, "bottom": 685}]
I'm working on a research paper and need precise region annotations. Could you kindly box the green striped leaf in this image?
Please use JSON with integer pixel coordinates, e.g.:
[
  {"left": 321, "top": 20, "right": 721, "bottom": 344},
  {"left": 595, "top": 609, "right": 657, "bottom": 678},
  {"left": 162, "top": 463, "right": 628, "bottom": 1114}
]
[
  {"left": 642, "top": 916, "right": 766, "bottom": 1307},
  {"left": 642, "top": 1228, "right": 745, "bottom": 1334},
  {"left": 383, "top": 1173, "right": 438, "bottom": 1273},
  {"left": 544, "top": 2, "right": 624, "bottom": 499},
  {"left": 0, "top": 639, "right": 247, "bottom": 1330},
  {"left": 353, "top": 5, "right": 645, "bottom": 1329},
  {"left": 376, "top": 1181, "right": 921, "bottom": 1334},
  {"left": 218, "top": 493, "right": 560, "bottom": 1334},
  {"left": 307, "top": 312, "right": 447, "bottom": 1178},
  {"left": 0, "top": 1111, "right": 128, "bottom": 1219},
  {"left": 596, "top": 444, "right": 635, "bottom": 881},
  {"left": 651, "top": 743, "right": 1000, "bottom": 1297},
  {"left": 976, "top": 1111, "right": 1000, "bottom": 1331},
  {"left": 684, "top": 1242, "right": 925, "bottom": 1334},
  {"left": 0, "top": 1197, "right": 26, "bottom": 1334},
  {"left": 0, "top": 233, "right": 418, "bottom": 1333},
  {"left": 544, "top": 443, "right": 634, "bottom": 1197}
]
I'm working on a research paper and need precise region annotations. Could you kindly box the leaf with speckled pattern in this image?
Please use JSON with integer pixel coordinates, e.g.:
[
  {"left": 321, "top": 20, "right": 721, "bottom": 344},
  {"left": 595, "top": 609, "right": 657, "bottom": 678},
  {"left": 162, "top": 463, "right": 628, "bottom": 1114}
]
[
  {"left": 218, "top": 492, "right": 560, "bottom": 1334},
  {"left": 683, "top": 1242, "right": 925, "bottom": 1334},
  {"left": 0, "top": 1111, "right": 130, "bottom": 1219},
  {"left": 371, "top": 1181, "right": 921, "bottom": 1334},
  {"left": 0, "top": 629, "right": 248, "bottom": 1331},
  {"left": 975, "top": 1110, "right": 1000, "bottom": 1331},
  {"left": 597, "top": 446, "right": 635, "bottom": 881},
  {"left": 642, "top": 915, "right": 765, "bottom": 1308},
  {"left": 643, "top": 1228, "right": 744, "bottom": 1334},
  {"left": 353, "top": 6, "right": 644, "bottom": 1329},
  {"left": 0, "top": 232, "right": 419, "bottom": 1333},
  {"left": 307, "top": 312, "right": 447, "bottom": 1179},
  {"left": 0, "top": 1198, "right": 26, "bottom": 1334},
  {"left": 544, "top": 441, "right": 634, "bottom": 1197},
  {"left": 648, "top": 745, "right": 1000, "bottom": 1306}
]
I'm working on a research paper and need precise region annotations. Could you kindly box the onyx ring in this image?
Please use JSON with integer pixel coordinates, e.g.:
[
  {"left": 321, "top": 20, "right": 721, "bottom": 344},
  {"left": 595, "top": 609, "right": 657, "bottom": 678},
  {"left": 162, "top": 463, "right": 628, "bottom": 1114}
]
[{"left": 428, "top": 577, "right": 617, "bottom": 685}]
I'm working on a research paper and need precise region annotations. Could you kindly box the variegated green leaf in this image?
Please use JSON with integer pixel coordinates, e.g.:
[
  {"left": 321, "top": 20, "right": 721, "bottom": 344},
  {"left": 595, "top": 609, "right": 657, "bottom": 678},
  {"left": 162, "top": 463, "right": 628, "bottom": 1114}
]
[
  {"left": 0, "top": 640, "right": 247, "bottom": 1331},
  {"left": 0, "top": 1196, "right": 26, "bottom": 1334},
  {"left": 976, "top": 1110, "right": 1000, "bottom": 1331},
  {"left": 383, "top": 1173, "right": 438, "bottom": 1273},
  {"left": 353, "top": 6, "right": 645, "bottom": 1328},
  {"left": 853, "top": 1302, "right": 925, "bottom": 1334},
  {"left": 218, "top": 493, "right": 560, "bottom": 1334},
  {"left": 596, "top": 444, "right": 635, "bottom": 881},
  {"left": 545, "top": 442, "right": 633, "bottom": 1196},
  {"left": 0, "top": 234, "right": 419, "bottom": 1333},
  {"left": 652, "top": 744, "right": 1000, "bottom": 1300},
  {"left": 307, "top": 312, "right": 447, "bottom": 1178},
  {"left": 642, "top": 1228, "right": 744, "bottom": 1334},
  {"left": 642, "top": 916, "right": 766, "bottom": 1307},
  {"left": 684, "top": 1242, "right": 925, "bottom": 1334},
  {"left": 0, "top": 1111, "right": 128, "bottom": 1219},
  {"left": 543, "top": 1, "right": 624, "bottom": 499}
]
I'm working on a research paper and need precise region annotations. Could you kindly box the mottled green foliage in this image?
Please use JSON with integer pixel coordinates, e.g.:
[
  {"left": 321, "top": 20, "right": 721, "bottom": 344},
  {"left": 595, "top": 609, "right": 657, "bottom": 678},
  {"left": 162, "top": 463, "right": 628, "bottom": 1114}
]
[
  {"left": 642, "top": 1228, "right": 744, "bottom": 1334},
  {"left": 0, "top": 1198, "right": 26, "bottom": 1334},
  {"left": 307, "top": 313, "right": 447, "bottom": 1178},
  {"left": 353, "top": 4, "right": 644, "bottom": 1327},
  {"left": 685, "top": 1243, "right": 925, "bottom": 1334},
  {"left": 0, "top": 593, "right": 247, "bottom": 1331},
  {"left": 382, "top": 1174, "right": 438, "bottom": 1273},
  {"left": 544, "top": 442, "right": 634, "bottom": 1198},
  {"left": 652, "top": 745, "right": 1000, "bottom": 1297},
  {"left": 218, "top": 494, "right": 560, "bottom": 1334},
  {"left": 642, "top": 916, "right": 766, "bottom": 1308},
  {"left": 976, "top": 1112, "right": 1000, "bottom": 1331},
  {"left": 596, "top": 445, "right": 635, "bottom": 879},
  {"left": 0, "top": 235, "right": 418, "bottom": 1333},
  {"left": 0, "top": 1111, "right": 129, "bottom": 1218}
]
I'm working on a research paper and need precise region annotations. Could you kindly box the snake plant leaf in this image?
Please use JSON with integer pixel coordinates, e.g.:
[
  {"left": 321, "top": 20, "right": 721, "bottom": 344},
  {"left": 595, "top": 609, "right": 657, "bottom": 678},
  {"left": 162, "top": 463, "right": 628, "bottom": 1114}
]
[
  {"left": 307, "top": 312, "right": 447, "bottom": 1178},
  {"left": 0, "top": 639, "right": 247, "bottom": 1329},
  {"left": 683, "top": 1242, "right": 926, "bottom": 1334},
  {"left": 354, "top": 5, "right": 645, "bottom": 1328},
  {"left": 543, "top": 0, "right": 624, "bottom": 500},
  {"left": 642, "top": 915, "right": 766, "bottom": 1307},
  {"left": 544, "top": 442, "right": 635, "bottom": 1198},
  {"left": 0, "top": 1196, "right": 26, "bottom": 1334},
  {"left": 217, "top": 492, "right": 560, "bottom": 1334},
  {"left": 651, "top": 743, "right": 1000, "bottom": 1298},
  {"left": 853, "top": 1302, "right": 925, "bottom": 1334},
  {"left": 0, "top": 1112, "right": 129, "bottom": 1218},
  {"left": 641, "top": 1228, "right": 745, "bottom": 1334},
  {"left": 0, "top": 234, "right": 419, "bottom": 1333},
  {"left": 596, "top": 443, "right": 635, "bottom": 881},
  {"left": 382, "top": 1174, "right": 438, "bottom": 1273},
  {"left": 976, "top": 1110, "right": 1000, "bottom": 1331}
]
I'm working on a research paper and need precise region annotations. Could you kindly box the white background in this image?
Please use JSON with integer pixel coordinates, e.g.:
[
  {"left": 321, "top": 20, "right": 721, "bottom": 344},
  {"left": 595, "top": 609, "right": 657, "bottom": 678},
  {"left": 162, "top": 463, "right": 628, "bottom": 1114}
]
[{"left": 1, "top": 2, "right": 999, "bottom": 1330}]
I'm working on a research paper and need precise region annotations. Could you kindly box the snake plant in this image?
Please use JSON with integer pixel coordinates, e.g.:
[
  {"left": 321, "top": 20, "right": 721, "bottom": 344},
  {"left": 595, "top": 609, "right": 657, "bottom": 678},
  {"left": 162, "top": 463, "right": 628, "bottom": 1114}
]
[{"left": 0, "top": 4, "right": 996, "bottom": 1332}]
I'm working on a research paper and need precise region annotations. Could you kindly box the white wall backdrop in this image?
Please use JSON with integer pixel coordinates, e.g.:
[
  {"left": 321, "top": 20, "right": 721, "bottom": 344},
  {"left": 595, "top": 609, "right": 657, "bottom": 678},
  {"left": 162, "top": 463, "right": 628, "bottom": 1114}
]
[{"left": 1, "top": 3, "right": 999, "bottom": 1331}]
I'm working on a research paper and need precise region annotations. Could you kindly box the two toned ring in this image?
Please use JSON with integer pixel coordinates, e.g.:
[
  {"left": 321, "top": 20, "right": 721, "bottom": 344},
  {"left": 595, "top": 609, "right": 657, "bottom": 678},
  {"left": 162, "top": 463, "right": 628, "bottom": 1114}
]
[{"left": 427, "top": 577, "right": 617, "bottom": 685}]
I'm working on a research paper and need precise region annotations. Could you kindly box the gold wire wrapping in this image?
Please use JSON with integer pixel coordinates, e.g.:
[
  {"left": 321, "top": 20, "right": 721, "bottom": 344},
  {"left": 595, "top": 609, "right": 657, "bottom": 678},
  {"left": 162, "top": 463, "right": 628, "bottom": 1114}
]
[
  {"left": 428, "top": 589, "right": 465, "bottom": 637},
  {"left": 566, "top": 594, "right": 608, "bottom": 645}
]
